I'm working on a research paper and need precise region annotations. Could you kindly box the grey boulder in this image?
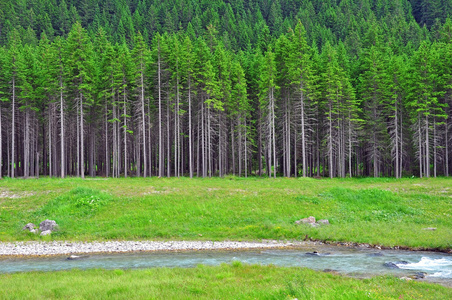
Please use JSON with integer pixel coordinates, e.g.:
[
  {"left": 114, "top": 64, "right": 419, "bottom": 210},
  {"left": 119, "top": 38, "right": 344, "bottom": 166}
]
[
  {"left": 40, "top": 230, "right": 52, "bottom": 236},
  {"left": 39, "top": 219, "right": 58, "bottom": 232},
  {"left": 22, "top": 223, "right": 37, "bottom": 233}
]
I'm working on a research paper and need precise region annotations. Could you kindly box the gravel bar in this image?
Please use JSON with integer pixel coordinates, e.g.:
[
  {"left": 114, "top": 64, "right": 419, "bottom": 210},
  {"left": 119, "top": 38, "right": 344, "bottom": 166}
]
[{"left": 0, "top": 240, "right": 306, "bottom": 256}]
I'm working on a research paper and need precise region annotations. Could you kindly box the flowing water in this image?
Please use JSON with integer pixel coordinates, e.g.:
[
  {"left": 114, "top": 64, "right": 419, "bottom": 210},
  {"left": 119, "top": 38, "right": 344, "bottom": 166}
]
[{"left": 1, "top": 245, "right": 451, "bottom": 286}]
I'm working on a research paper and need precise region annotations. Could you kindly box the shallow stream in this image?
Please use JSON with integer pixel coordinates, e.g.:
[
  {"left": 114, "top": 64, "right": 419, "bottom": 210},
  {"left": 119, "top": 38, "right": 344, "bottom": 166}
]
[{"left": 1, "top": 245, "right": 451, "bottom": 286}]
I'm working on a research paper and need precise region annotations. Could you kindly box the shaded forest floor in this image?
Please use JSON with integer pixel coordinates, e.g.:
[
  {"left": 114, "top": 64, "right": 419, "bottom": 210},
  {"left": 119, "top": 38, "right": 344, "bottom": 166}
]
[{"left": 1, "top": 176, "right": 451, "bottom": 250}]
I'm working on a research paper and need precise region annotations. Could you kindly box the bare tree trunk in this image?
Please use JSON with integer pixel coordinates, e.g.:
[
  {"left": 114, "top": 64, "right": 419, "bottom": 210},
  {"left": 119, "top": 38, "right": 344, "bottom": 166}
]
[
  {"left": 48, "top": 106, "right": 52, "bottom": 177},
  {"left": 11, "top": 76, "right": 15, "bottom": 178},
  {"left": 77, "top": 99, "right": 80, "bottom": 177},
  {"left": 0, "top": 106, "right": 2, "bottom": 178},
  {"left": 197, "top": 106, "right": 201, "bottom": 177},
  {"left": 300, "top": 82, "right": 307, "bottom": 177},
  {"left": 235, "top": 119, "right": 239, "bottom": 176},
  {"left": 400, "top": 112, "right": 403, "bottom": 177},
  {"left": 418, "top": 117, "right": 423, "bottom": 178},
  {"left": 202, "top": 101, "right": 206, "bottom": 177},
  {"left": 105, "top": 98, "right": 109, "bottom": 177},
  {"left": 147, "top": 97, "right": 152, "bottom": 177},
  {"left": 328, "top": 101, "right": 333, "bottom": 179},
  {"left": 425, "top": 115, "right": 430, "bottom": 178},
  {"left": 80, "top": 92, "right": 85, "bottom": 179},
  {"left": 123, "top": 88, "right": 128, "bottom": 178},
  {"left": 219, "top": 114, "right": 222, "bottom": 177},
  {"left": 140, "top": 65, "right": 147, "bottom": 178},
  {"left": 244, "top": 117, "right": 248, "bottom": 178},
  {"left": 395, "top": 100, "right": 399, "bottom": 178},
  {"left": 167, "top": 90, "right": 170, "bottom": 178},
  {"left": 433, "top": 119, "right": 437, "bottom": 177},
  {"left": 188, "top": 76, "right": 193, "bottom": 178},
  {"left": 258, "top": 108, "right": 262, "bottom": 176},
  {"left": 113, "top": 94, "right": 118, "bottom": 178},
  {"left": 446, "top": 113, "right": 449, "bottom": 177},
  {"left": 60, "top": 79, "right": 65, "bottom": 178},
  {"left": 208, "top": 104, "right": 212, "bottom": 177},
  {"left": 348, "top": 116, "right": 352, "bottom": 178},
  {"left": 158, "top": 41, "right": 163, "bottom": 177}
]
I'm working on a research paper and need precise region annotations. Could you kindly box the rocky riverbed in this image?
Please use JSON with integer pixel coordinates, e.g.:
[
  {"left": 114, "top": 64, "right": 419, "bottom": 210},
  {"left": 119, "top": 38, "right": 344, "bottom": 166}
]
[{"left": 0, "top": 240, "right": 305, "bottom": 257}]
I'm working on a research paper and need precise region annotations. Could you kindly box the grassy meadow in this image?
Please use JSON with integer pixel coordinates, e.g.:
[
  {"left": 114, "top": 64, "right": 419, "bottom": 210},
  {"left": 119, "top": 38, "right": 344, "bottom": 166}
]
[
  {"left": 0, "top": 263, "right": 450, "bottom": 299},
  {"left": 0, "top": 176, "right": 451, "bottom": 250},
  {"left": 1, "top": 176, "right": 452, "bottom": 298}
]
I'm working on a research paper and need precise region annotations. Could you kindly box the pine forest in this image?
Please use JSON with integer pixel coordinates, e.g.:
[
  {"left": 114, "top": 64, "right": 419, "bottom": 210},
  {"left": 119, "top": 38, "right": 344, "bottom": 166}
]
[{"left": 1, "top": 0, "right": 452, "bottom": 179}]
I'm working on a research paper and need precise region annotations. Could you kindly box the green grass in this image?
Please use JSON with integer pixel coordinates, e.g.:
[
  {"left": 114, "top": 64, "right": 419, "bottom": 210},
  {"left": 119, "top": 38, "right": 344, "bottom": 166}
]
[
  {"left": 0, "top": 263, "right": 450, "bottom": 299},
  {"left": 1, "top": 176, "right": 451, "bottom": 250}
]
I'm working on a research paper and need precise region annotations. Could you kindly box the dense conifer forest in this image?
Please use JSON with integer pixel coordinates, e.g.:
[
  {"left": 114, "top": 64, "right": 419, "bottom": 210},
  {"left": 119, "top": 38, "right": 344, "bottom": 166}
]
[{"left": 0, "top": 0, "right": 451, "bottom": 178}]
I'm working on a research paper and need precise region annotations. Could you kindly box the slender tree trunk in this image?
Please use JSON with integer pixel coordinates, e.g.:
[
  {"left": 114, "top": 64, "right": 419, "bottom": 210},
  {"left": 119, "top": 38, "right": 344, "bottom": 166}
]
[
  {"left": 236, "top": 119, "right": 239, "bottom": 176},
  {"left": 300, "top": 82, "right": 307, "bottom": 177},
  {"left": 208, "top": 104, "right": 212, "bottom": 177},
  {"left": 258, "top": 108, "right": 262, "bottom": 176},
  {"left": 167, "top": 90, "right": 170, "bottom": 177},
  {"left": 0, "top": 106, "right": 2, "bottom": 178},
  {"left": 400, "top": 112, "right": 403, "bottom": 177},
  {"left": 446, "top": 114, "right": 449, "bottom": 177},
  {"left": 49, "top": 106, "right": 52, "bottom": 177},
  {"left": 158, "top": 41, "right": 163, "bottom": 177},
  {"left": 77, "top": 99, "right": 80, "bottom": 177},
  {"left": 328, "top": 101, "right": 333, "bottom": 179},
  {"left": 272, "top": 89, "right": 276, "bottom": 179},
  {"left": 433, "top": 119, "right": 437, "bottom": 177},
  {"left": 60, "top": 79, "right": 65, "bottom": 178},
  {"left": 348, "top": 117, "right": 352, "bottom": 178},
  {"left": 80, "top": 92, "right": 85, "bottom": 179},
  {"left": 418, "top": 116, "right": 423, "bottom": 178},
  {"left": 395, "top": 100, "right": 399, "bottom": 178},
  {"left": 244, "top": 117, "right": 248, "bottom": 178},
  {"left": 11, "top": 75, "right": 15, "bottom": 178},
  {"left": 188, "top": 76, "right": 193, "bottom": 178},
  {"left": 140, "top": 63, "right": 147, "bottom": 178},
  {"left": 425, "top": 114, "right": 430, "bottom": 178},
  {"left": 123, "top": 86, "right": 128, "bottom": 178}
]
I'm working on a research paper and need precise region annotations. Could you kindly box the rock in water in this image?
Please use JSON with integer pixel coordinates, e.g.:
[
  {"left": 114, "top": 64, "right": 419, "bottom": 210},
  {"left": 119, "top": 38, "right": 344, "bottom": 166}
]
[
  {"left": 67, "top": 255, "right": 89, "bottom": 260},
  {"left": 22, "top": 223, "right": 37, "bottom": 233},
  {"left": 383, "top": 261, "right": 409, "bottom": 269},
  {"left": 40, "top": 230, "right": 52, "bottom": 236},
  {"left": 410, "top": 272, "right": 426, "bottom": 279},
  {"left": 39, "top": 219, "right": 58, "bottom": 232},
  {"left": 367, "top": 252, "right": 384, "bottom": 257}
]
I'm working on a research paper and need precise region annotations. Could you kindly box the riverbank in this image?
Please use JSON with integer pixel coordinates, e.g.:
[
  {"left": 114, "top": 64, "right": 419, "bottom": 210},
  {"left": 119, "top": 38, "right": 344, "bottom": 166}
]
[
  {"left": 1, "top": 239, "right": 451, "bottom": 258},
  {"left": 0, "top": 240, "right": 307, "bottom": 257}
]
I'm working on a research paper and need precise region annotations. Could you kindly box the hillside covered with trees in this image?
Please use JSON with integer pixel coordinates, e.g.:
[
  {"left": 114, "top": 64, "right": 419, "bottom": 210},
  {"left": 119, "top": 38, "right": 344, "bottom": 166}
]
[{"left": 0, "top": 0, "right": 451, "bottom": 178}]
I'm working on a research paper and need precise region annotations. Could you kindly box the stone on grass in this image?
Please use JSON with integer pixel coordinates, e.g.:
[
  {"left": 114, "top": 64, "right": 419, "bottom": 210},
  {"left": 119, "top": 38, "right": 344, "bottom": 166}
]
[
  {"left": 40, "top": 230, "right": 52, "bottom": 236},
  {"left": 39, "top": 219, "right": 58, "bottom": 232},
  {"left": 295, "top": 216, "right": 316, "bottom": 224},
  {"left": 317, "top": 219, "right": 330, "bottom": 225},
  {"left": 22, "top": 223, "right": 37, "bottom": 233},
  {"left": 422, "top": 227, "right": 436, "bottom": 231}
]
